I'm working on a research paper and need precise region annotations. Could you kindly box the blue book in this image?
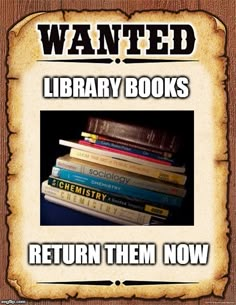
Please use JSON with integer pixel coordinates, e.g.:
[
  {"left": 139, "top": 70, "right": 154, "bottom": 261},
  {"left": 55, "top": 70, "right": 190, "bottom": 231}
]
[
  {"left": 84, "top": 138, "right": 175, "bottom": 164},
  {"left": 52, "top": 166, "right": 183, "bottom": 207}
]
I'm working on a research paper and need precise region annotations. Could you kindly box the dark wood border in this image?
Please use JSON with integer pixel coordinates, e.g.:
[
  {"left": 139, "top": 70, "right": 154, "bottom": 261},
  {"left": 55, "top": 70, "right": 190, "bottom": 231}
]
[{"left": 1, "top": 1, "right": 235, "bottom": 304}]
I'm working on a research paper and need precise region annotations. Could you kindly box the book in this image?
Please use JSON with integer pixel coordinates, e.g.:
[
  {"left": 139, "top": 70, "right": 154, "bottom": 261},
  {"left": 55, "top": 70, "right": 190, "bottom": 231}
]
[
  {"left": 69, "top": 147, "right": 187, "bottom": 185},
  {"left": 47, "top": 176, "right": 171, "bottom": 217},
  {"left": 79, "top": 140, "right": 172, "bottom": 166},
  {"left": 52, "top": 166, "right": 183, "bottom": 207},
  {"left": 56, "top": 155, "right": 186, "bottom": 197},
  {"left": 86, "top": 117, "right": 182, "bottom": 153},
  {"left": 82, "top": 132, "right": 173, "bottom": 159},
  {"left": 60, "top": 139, "right": 185, "bottom": 173},
  {"left": 82, "top": 136, "right": 175, "bottom": 164},
  {"left": 44, "top": 195, "right": 136, "bottom": 225},
  {"left": 48, "top": 176, "right": 173, "bottom": 218},
  {"left": 42, "top": 181, "right": 166, "bottom": 225}
]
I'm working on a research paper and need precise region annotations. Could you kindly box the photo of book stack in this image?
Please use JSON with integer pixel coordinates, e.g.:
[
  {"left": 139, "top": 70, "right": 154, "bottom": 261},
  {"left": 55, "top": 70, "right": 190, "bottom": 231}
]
[{"left": 41, "top": 116, "right": 188, "bottom": 225}]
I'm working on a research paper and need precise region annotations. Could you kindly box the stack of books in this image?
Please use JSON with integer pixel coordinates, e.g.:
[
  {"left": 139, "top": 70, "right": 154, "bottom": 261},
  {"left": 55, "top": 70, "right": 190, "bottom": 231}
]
[{"left": 41, "top": 116, "right": 188, "bottom": 225}]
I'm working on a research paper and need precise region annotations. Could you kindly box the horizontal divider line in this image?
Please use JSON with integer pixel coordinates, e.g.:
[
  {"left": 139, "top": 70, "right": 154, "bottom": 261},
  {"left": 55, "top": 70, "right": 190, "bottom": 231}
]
[
  {"left": 37, "top": 58, "right": 199, "bottom": 64},
  {"left": 37, "top": 280, "right": 199, "bottom": 286}
]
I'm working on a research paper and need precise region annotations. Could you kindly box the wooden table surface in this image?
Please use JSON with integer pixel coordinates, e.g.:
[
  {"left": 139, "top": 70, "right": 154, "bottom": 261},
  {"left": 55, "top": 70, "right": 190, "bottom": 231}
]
[{"left": 0, "top": 1, "right": 235, "bottom": 304}]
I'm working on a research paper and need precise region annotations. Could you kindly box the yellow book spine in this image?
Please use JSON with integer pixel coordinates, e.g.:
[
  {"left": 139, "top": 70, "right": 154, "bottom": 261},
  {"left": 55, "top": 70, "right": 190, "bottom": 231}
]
[{"left": 81, "top": 132, "right": 98, "bottom": 140}]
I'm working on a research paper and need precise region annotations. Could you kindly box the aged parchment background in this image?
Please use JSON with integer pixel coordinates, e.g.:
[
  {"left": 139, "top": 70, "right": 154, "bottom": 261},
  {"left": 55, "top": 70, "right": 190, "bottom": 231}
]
[
  {"left": 7, "top": 10, "right": 228, "bottom": 299},
  {"left": 0, "top": 0, "right": 235, "bottom": 304}
]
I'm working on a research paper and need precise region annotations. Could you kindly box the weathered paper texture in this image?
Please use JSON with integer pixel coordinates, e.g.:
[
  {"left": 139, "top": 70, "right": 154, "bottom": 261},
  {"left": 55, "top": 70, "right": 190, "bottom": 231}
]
[{"left": 7, "top": 11, "right": 228, "bottom": 299}]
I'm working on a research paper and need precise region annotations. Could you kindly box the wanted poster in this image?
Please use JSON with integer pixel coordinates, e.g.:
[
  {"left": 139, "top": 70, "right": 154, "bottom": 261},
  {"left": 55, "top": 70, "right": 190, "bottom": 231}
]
[{"left": 1, "top": 2, "right": 234, "bottom": 303}]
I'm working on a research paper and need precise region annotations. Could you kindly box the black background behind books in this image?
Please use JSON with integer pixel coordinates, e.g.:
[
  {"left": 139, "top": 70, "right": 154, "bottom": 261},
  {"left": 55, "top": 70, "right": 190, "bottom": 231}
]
[{"left": 40, "top": 111, "right": 194, "bottom": 225}]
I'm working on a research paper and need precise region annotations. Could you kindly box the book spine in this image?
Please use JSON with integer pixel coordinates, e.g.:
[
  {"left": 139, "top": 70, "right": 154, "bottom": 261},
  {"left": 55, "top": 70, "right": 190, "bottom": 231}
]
[
  {"left": 86, "top": 117, "right": 180, "bottom": 153},
  {"left": 42, "top": 181, "right": 165, "bottom": 225},
  {"left": 83, "top": 137, "right": 174, "bottom": 164},
  {"left": 64, "top": 140, "right": 184, "bottom": 173},
  {"left": 79, "top": 140, "right": 171, "bottom": 166},
  {"left": 69, "top": 148, "right": 187, "bottom": 185},
  {"left": 47, "top": 176, "right": 170, "bottom": 217},
  {"left": 82, "top": 132, "right": 173, "bottom": 159},
  {"left": 52, "top": 166, "right": 182, "bottom": 207},
  {"left": 56, "top": 156, "right": 186, "bottom": 197}
]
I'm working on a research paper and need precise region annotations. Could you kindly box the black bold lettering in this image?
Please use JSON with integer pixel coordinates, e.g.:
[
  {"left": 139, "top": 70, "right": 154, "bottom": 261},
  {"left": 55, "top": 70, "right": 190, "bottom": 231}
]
[
  {"left": 146, "top": 24, "right": 168, "bottom": 54},
  {"left": 97, "top": 24, "right": 121, "bottom": 54},
  {"left": 170, "top": 25, "right": 196, "bottom": 54},
  {"left": 123, "top": 25, "right": 145, "bottom": 54},
  {"left": 68, "top": 25, "right": 95, "bottom": 55},
  {"left": 37, "top": 24, "right": 69, "bottom": 55}
]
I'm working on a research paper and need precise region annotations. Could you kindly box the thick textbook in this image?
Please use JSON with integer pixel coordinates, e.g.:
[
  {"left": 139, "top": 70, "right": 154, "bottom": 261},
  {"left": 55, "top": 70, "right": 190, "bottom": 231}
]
[
  {"left": 56, "top": 155, "right": 186, "bottom": 197},
  {"left": 86, "top": 116, "right": 182, "bottom": 153},
  {"left": 47, "top": 176, "right": 170, "bottom": 217},
  {"left": 52, "top": 166, "right": 183, "bottom": 207},
  {"left": 60, "top": 139, "right": 185, "bottom": 173},
  {"left": 69, "top": 147, "right": 187, "bottom": 185},
  {"left": 42, "top": 181, "right": 166, "bottom": 225}
]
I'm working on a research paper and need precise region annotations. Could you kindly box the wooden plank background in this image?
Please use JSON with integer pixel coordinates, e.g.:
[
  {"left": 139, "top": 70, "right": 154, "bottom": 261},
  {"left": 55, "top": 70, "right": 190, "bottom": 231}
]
[{"left": 0, "top": 0, "right": 235, "bottom": 304}]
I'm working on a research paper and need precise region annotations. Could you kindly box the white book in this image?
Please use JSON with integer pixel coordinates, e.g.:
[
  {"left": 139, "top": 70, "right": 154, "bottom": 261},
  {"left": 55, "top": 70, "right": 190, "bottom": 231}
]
[{"left": 44, "top": 195, "right": 138, "bottom": 225}]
